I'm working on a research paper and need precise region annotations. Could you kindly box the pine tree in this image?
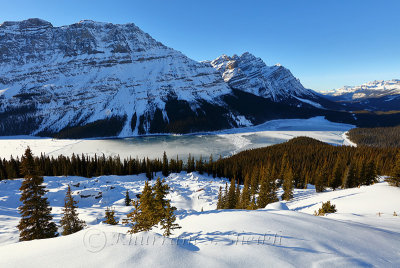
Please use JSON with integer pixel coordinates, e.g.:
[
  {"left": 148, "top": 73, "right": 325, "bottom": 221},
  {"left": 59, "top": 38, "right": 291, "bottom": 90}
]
[
  {"left": 226, "top": 178, "right": 237, "bottom": 209},
  {"left": 153, "top": 177, "right": 169, "bottom": 222},
  {"left": 257, "top": 176, "right": 278, "bottom": 208},
  {"left": 235, "top": 180, "right": 241, "bottom": 209},
  {"left": 18, "top": 147, "right": 58, "bottom": 241},
  {"left": 60, "top": 185, "right": 86, "bottom": 235},
  {"left": 125, "top": 181, "right": 157, "bottom": 233},
  {"left": 387, "top": 155, "right": 400, "bottom": 187},
  {"left": 103, "top": 207, "right": 118, "bottom": 225},
  {"left": 342, "top": 164, "right": 357, "bottom": 188},
  {"left": 124, "top": 190, "right": 131, "bottom": 206},
  {"left": 125, "top": 180, "right": 180, "bottom": 235},
  {"left": 330, "top": 160, "right": 343, "bottom": 190},
  {"left": 239, "top": 175, "right": 251, "bottom": 209},
  {"left": 162, "top": 151, "right": 169, "bottom": 177},
  {"left": 216, "top": 186, "right": 223, "bottom": 209},
  {"left": 161, "top": 203, "right": 181, "bottom": 237},
  {"left": 281, "top": 166, "right": 294, "bottom": 201},
  {"left": 364, "top": 160, "right": 377, "bottom": 185},
  {"left": 315, "top": 167, "right": 327, "bottom": 193}
]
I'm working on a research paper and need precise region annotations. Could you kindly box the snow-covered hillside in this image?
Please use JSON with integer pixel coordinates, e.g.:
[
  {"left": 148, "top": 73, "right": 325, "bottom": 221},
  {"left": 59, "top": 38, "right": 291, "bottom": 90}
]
[{"left": 0, "top": 172, "right": 399, "bottom": 267}]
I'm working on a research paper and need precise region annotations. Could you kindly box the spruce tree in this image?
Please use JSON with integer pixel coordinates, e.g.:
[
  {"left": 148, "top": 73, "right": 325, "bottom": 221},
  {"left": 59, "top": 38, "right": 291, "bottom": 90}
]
[
  {"left": 330, "top": 160, "right": 343, "bottom": 190},
  {"left": 226, "top": 178, "right": 237, "bottom": 209},
  {"left": 216, "top": 186, "right": 223, "bottom": 209},
  {"left": 239, "top": 175, "right": 251, "bottom": 209},
  {"left": 18, "top": 147, "right": 58, "bottom": 241},
  {"left": 162, "top": 151, "right": 169, "bottom": 177},
  {"left": 124, "top": 190, "right": 131, "bottom": 206},
  {"left": 153, "top": 177, "right": 169, "bottom": 222},
  {"left": 388, "top": 156, "right": 400, "bottom": 187},
  {"left": 257, "top": 176, "right": 278, "bottom": 208},
  {"left": 364, "top": 160, "right": 377, "bottom": 185},
  {"left": 281, "top": 167, "right": 294, "bottom": 201},
  {"left": 342, "top": 164, "right": 357, "bottom": 188},
  {"left": 161, "top": 203, "right": 181, "bottom": 237},
  {"left": 60, "top": 185, "right": 86, "bottom": 235},
  {"left": 125, "top": 181, "right": 157, "bottom": 233},
  {"left": 103, "top": 207, "right": 118, "bottom": 225}
]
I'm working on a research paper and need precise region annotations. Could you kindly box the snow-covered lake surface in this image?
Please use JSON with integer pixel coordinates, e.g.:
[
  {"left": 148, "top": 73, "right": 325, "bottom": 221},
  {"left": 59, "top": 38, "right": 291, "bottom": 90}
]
[
  {"left": 0, "top": 172, "right": 399, "bottom": 267},
  {"left": 0, "top": 117, "right": 355, "bottom": 160}
]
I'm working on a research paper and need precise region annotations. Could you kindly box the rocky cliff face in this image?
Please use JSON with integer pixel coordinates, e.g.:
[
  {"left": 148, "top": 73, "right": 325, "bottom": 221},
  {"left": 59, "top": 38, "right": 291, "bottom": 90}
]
[
  {"left": 0, "top": 18, "right": 346, "bottom": 138},
  {"left": 208, "top": 53, "right": 317, "bottom": 101},
  {"left": 0, "top": 18, "right": 237, "bottom": 137}
]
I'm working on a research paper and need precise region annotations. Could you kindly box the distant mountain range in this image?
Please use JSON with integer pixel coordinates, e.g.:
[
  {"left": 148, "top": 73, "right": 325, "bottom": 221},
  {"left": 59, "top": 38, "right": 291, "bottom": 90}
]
[
  {"left": 0, "top": 18, "right": 399, "bottom": 138},
  {"left": 323, "top": 80, "right": 400, "bottom": 111}
]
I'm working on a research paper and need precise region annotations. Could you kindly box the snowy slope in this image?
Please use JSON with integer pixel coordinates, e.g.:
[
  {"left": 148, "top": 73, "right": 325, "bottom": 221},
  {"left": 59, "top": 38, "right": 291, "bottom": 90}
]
[{"left": 0, "top": 172, "right": 399, "bottom": 267}]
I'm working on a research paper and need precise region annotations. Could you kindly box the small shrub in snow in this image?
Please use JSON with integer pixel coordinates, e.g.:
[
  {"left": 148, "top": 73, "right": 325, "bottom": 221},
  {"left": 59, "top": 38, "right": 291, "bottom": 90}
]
[{"left": 314, "top": 201, "right": 337, "bottom": 216}]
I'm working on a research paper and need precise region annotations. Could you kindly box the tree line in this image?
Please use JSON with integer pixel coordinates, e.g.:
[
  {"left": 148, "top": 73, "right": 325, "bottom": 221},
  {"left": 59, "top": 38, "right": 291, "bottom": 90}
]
[
  {"left": 348, "top": 125, "right": 400, "bottom": 148},
  {"left": 2, "top": 137, "right": 399, "bottom": 193}
]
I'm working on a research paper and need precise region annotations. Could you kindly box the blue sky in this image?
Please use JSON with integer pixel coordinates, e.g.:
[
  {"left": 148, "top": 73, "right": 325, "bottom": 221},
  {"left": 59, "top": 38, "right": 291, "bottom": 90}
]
[{"left": 1, "top": 0, "right": 399, "bottom": 91}]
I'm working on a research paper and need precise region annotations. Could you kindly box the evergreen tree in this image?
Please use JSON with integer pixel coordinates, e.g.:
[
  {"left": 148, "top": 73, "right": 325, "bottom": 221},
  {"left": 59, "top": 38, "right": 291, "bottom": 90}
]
[
  {"left": 364, "top": 160, "right": 377, "bottom": 185},
  {"left": 342, "top": 164, "right": 357, "bottom": 188},
  {"left": 257, "top": 176, "right": 278, "bottom": 208},
  {"left": 60, "top": 185, "right": 86, "bottom": 235},
  {"left": 281, "top": 166, "right": 294, "bottom": 201},
  {"left": 387, "top": 155, "right": 400, "bottom": 187},
  {"left": 248, "top": 196, "right": 257, "bottom": 210},
  {"left": 160, "top": 203, "right": 181, "bottom": 237},
  {"left": 216, "top": 186, "right": 223, "bottom": 209},
  {"left": 330, "top": 160, "right": 343, "bottom": 190},
  {"left": 239, "top": 175, "right": 251, "bottom": 209},
  {"left": 124, "top": 190, "right": 131, "bottom": 206},
  {"left": 234, "top": 180, "right": 241, "bottom": 209},
  {"left": 162, "top": 151, "right": 169, "bottom": 177},
  {"left": 153, "top": 178, "right": 170, "bottom": 222},
  {"left": 125, "top": 180, "right": 180, "bottom": 235},
  {"left": 103, "top": 207, "right": 118, "bottom": 225},
  {"left": 315, "top": 167, "right": 327, "bottom": 193},
  {"left": 226, "top": 178, "right": 237, "bottom": 209},
  {"left": 18, "top": 147, "right": 58, "bottom": 241}
]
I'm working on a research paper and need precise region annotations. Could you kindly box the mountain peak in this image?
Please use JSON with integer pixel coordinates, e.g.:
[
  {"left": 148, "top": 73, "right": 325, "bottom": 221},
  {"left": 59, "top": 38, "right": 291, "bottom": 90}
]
[
  {"left": 0, "top": 18, "right": 53, "bottom": 28},
  {"left": 210, "top": 53, "right": 313, "bottom": 101}
]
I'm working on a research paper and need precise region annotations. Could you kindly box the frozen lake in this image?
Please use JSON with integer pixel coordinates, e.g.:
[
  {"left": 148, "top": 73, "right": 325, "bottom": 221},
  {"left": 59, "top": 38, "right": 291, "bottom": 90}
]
[{"left": 0, "top": 117, "right": 355, "bottom": 160}]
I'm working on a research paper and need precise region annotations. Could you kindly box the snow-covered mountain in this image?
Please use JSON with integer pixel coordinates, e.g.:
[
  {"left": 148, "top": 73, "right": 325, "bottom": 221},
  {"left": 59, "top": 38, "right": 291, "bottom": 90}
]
[
  {"left": 207, "top": 53, "right": 339, "bottom": 110},
  {"left": 0, "top": 19, "right": 350, "bottom": 138},
  {"left": 325, "top": 79, "right": 400, "bottom": 100},
  {"left": 323, "top": 79, "right": 400, "bottom": 111},
  {"left": 209, "top": 53, "right": 312, "bottom": 101},
  {"left": 0, "top": 18, "right": 240, "bottom": 137}
]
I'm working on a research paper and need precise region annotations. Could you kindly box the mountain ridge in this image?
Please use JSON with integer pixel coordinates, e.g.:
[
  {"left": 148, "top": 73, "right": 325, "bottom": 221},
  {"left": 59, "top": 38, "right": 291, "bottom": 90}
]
[{"left": 2, "top": 18, "right": 397, "bottom": 138}]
